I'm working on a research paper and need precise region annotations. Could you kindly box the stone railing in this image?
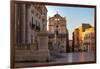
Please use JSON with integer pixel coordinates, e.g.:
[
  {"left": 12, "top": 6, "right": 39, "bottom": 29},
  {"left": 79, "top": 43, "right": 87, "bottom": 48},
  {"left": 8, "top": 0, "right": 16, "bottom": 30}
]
[
  {"left": 15, "top": 49, "right": 50, "bottom": 62},
  {"left": 15, "top": 43, "right": 50, "bottom": 62},
  {"left": 15, "top": 43, "right": 38, "bottom": 50}
]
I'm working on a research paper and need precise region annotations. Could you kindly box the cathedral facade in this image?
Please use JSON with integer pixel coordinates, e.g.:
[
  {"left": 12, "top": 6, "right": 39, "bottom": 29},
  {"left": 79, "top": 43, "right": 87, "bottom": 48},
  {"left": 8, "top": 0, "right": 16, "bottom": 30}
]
[{"left": 48, "top": 13, "right": 69, "bottom": 53}]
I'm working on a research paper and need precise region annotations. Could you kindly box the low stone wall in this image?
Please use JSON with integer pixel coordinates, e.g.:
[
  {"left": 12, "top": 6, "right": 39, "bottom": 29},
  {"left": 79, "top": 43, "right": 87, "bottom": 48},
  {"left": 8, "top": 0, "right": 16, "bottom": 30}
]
[{"left": 15, "top": 49, "right": 50, "bottom": 62}]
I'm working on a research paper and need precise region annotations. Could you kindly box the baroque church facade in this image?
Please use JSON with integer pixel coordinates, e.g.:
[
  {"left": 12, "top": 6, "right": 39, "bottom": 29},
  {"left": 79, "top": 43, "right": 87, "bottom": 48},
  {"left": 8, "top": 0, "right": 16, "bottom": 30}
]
[{"left": 48, "top": 13, "right": 69, "bottom": 53}]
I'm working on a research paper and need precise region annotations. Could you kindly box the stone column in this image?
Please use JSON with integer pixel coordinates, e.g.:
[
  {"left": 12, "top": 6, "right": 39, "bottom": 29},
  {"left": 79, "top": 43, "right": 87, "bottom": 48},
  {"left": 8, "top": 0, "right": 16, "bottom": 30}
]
[
  {"left": 15, "top": 4, "right": 18, "bottom": 45},
  {"left": 15, "top": 4, "right": 26, "bottom": 44},
  {"left": 21, "top": 4, "right": 26, "bottom": 44},
  {"left": 26, "top": 4, "right": 32, "bottom": 44}
]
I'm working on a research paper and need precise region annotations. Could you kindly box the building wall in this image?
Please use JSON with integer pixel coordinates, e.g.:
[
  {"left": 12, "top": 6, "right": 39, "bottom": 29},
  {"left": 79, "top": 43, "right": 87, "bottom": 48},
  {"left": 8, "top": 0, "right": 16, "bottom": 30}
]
[
  {"left": 73, "top": 28, "right": 80, "bottom": 52},
  {"left": 78, "top": 24, "right": 92, "bottom": 47},
  {"left": 48, "top": 13, "right": 69, "bottom": 53},
  {"left": 73, "top": 24, "right": 92, "bottom": 52},
  {"left": 69, "top": 40, "right": 73, "bottom": 52},
  {"left": 15, "top": 3, "right": 50, "bottom": 62},
  {"left": 82, "top": 27, "right": 95, "bottom": 52}
]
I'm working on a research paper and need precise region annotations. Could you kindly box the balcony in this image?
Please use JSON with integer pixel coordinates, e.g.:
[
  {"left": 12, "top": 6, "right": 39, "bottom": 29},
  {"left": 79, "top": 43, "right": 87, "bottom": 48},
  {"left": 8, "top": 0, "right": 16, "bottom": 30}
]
[
  {"left": 36, "top": 25, "right": 40, "bottom": 32},
  {"left": 31, "top": 23, "right": 41, "bottom": 31},
  {"left": 31, "top": 23, "right": 35, "bottom": 29}
]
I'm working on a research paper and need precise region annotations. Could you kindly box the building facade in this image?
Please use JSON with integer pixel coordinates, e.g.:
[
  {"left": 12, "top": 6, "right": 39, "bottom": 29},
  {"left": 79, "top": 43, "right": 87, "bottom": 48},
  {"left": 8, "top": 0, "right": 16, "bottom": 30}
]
[
  {"left": 72, "top": 24, "right": 92, "bottom": 52},
  {"left": 15, "top": 3, "right": 50, "bottom": 62},
  {"left": 48, "top": 13, "right": 69, "bottom": 53},
  {"left": 72, "top": 28, "right": 80, "bottom": 52},
  {"left": 69, "top": 40, "right": 73, "bottom": 52},
  {"left": 82, "top": 27, "right": 95, "bottom": 52}
]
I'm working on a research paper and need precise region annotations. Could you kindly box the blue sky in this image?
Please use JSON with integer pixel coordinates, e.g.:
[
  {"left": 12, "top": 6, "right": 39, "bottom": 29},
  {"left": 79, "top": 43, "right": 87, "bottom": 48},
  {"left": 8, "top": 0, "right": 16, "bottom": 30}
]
[{"left": 46, "top": 5, "right": 95, "bottom": 40}]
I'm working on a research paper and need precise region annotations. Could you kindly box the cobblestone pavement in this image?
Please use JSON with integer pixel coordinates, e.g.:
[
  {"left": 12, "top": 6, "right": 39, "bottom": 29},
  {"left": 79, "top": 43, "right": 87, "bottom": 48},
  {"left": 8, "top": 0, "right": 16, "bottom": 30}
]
[
  {"left": 15, "top": 51, "right": 95, "bottom": 68},
  {"left": 53, "top": 51, "right": 95, "bottom": 63}
]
